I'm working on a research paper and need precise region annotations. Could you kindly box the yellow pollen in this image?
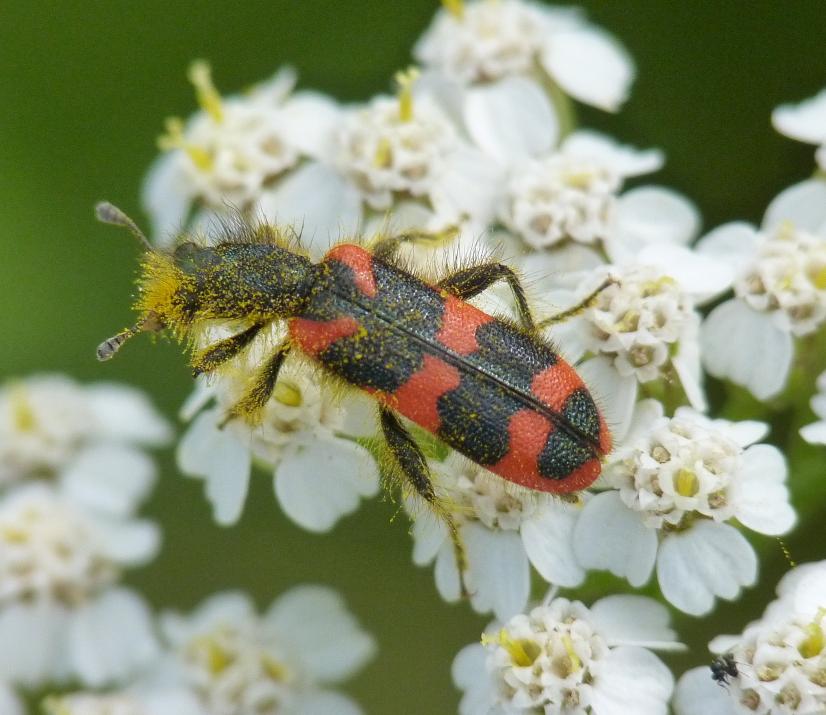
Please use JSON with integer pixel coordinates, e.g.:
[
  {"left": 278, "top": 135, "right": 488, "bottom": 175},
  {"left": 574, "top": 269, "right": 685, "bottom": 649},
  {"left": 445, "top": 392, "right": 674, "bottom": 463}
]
[
  {"left": 776, "top": 219, "right": 796, "bottom": 241},
  {"left": 811, "top": 266, "right": 826, "bottom": 290},
  {"left": 373, "top": 137, "right": 393, "bottom": 168},
  {"left": 191, "top": 635, "right": 233, "bottom": 674},
  {"left": 561, "top": 634, "right": 582, "bottom": 673},
  {"left": 10, "top": 387, "right": 36, "bottom": 432},
  {"left": 157, "top": 117, "right": 214, "bottom": 172},
  {"left": 188, "top": 59, "right": 224, "bottom": 123},
  {"left": 641, "top": 276, "right": 676, "bottom": 297},
  {"left": 274, "top": 380, "right": 302, "bottom": 407},
  {"left": 799, "top": 609, "right": 826, "bottom": 659},
  {"left": 482, "top": 629, "right": 541, "bottom": 667},
  {"left": 615, "top": 309, "right": 639, "bottom": 332},
  {"left": 564, "top": 169, "right": 596, "bottom": 189},
  {"left": 442, "top": 0, "right": 465, "bottom": 19},
  {"left": 262, "top": 654, "right": 289, "bottom": 681},
  {"left": 395, "top": 66, "right": 420, "bottom": 122},
  {"left": 676, "top": 468, "right": 700, "bottom": 497}
]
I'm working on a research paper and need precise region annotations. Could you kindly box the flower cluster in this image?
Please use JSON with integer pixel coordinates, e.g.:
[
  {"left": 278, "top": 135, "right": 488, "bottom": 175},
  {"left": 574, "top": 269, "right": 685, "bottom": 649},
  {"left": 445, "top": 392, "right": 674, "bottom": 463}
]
[{"left": 10, "top": 1, "right": 823, "bottom": 713}]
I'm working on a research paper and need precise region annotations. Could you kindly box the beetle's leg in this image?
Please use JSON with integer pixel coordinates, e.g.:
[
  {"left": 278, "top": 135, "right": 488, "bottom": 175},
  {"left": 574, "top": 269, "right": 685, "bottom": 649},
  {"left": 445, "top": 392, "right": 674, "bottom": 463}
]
[
  {"left": 438, "top": 263, "right": 536, "bottom": 333},
  {"left": 372, "top": 225, "right": 459, "bottom": 260},
  {"left": 536, "top": 276, "right": 616, "bottom": 328},
  {"left": 191, "top": 322, "right": 266, "bottom": 376},
  {"left": 221, "top": 341, "right": 291, "bottom": 426},
  {"left": 378, "top": 405, "right": 470, "bottom": 598}
]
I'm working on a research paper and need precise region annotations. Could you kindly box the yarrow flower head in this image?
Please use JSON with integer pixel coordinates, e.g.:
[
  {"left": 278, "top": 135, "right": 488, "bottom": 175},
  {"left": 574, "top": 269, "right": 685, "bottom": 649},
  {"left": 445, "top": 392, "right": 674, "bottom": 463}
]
[
  {"left": 178, "top": 334, "right": 379, "bottom": 532},
  {"left": 0, "top": 474, "right": 160, "bottom": 686},
  {"left": 574, "top": 401, "right": 796, "bottom": 615},
  {"left": 453, "top": 593, "right": 680, "bottom": 715},
  {"left": 0, "top": 374, "right": 170, "bottom": 486},
  {"left": 43, "top": 690, "right": 203, "bottom": 715},
  {"left": 698, "top": 179, "right": 826, "bottom": 399},
  {"left": 156, "top": 586, "right": 375, "bottom": 715},
  {"left": 409, "top": 453, "right": 585, "bottom": 620},
  {"left": 674, "top": 560, "right": 826, "bottom": 715},
  {"left": 414, "top": 0, "right": 635, "bottom": 112}
]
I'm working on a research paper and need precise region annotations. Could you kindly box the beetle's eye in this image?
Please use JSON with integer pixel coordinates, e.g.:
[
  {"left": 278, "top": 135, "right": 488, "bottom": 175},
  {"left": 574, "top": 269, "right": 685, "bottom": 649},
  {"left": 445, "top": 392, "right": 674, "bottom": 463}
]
[{"left": 173, "top": 242, "right": 218, "bottom": 273}]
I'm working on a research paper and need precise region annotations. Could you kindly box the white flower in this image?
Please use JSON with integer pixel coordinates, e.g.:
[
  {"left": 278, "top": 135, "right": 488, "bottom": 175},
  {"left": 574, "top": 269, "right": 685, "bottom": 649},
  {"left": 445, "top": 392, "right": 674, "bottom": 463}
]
[
  {"left": 143, "top": 62, "right": 347, "bottom": 243},
  {"left": 0, "top": 472, "right": 160, "bottom": 687},
  {"left": 43, "top": 689, "right": 204, "bottom": 715},
  {"left": 574, "top": 400, "right": 795, "bottom": 615},
  {"left": 674, "top": 560, "right": 826, "bottom": 715},
  {"left": 773, "top": 87, "right": 826, "bottom": 170},
  {"left": 414, "top": 0, "right": 634, "bottom": 112},
  {"left": 156, "top": 586, "right": 375, "bottom": 715},
  {"left": 454, "top": 594, "right": 680, "bottom": 715},
  {"left": 801, "top": 370, "right": 826, "bottom": 445},
  {"left": 499, "top": 131, "right": 663, "bottom": 250},
  {"left": 409, "top": 453, "right": 586, "bottom": 620},
  {"left": 0, "top": 374, "right": 170, "bottom": 487},
  {"left": 333, "top": 70, "right": 501, "bottom": 226},
  {"left": 540, "top": 261, "right": 712, "bottom": 416},
  {"left": 698, "top": 180, "right": 826, "bottom": 400},
  {"left": 178, "top": 346, "right": 379, "bottom": 532}
]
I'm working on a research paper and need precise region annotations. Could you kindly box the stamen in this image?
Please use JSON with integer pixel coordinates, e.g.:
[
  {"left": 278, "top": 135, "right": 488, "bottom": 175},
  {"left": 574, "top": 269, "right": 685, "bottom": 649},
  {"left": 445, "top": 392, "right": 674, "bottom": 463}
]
[
  {"left": 561, "top": 634, "right": 582, "bottom": 673},
  {"left": 158, "top": 117, "right": 214, "bottom": 171},
  {"left": 482, "top": 629, "right": 541, "bottom": 667},
  {"left": 10, "top": 387, "right": 36, "bottom": 432},
  {"left": 274, "top": 380, "right": 302, "bottom": 407},
  {"left": 395, "top": 66, "right": 420, "bottom": 122},
  {"left": 188, "top": 59, "right": 224, "bottom": 123}
]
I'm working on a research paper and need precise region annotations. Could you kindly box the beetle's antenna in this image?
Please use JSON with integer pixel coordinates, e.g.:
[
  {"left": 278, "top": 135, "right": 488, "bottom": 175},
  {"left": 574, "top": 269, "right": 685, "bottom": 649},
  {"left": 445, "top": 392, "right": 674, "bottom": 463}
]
[
  {"left": 96, "top": 313, "right": 162, "bottom": 361},
  {"left": 95, "top": 201, "right": 153, "bottom": 252}
]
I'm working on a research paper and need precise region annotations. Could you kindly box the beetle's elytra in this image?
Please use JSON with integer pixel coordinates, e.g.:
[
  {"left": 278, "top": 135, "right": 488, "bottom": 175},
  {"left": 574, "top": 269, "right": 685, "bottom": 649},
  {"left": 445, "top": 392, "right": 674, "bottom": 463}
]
[{"left": 96, "top": 202, "right": 612, "bottom": 582}]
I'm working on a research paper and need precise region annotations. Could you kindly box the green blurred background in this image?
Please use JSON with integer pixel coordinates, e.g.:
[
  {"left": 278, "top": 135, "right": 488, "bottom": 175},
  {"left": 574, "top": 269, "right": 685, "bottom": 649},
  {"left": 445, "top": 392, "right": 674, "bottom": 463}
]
[{"left": 2, "top": 2, "right": 826, "bottom": 712}]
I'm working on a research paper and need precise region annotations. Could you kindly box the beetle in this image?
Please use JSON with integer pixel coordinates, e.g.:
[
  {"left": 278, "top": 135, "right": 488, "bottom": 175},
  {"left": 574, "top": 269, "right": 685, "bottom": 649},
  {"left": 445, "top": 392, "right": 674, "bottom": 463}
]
[{"left": 96, "top": 202, "right": 612, "bottom": 578}]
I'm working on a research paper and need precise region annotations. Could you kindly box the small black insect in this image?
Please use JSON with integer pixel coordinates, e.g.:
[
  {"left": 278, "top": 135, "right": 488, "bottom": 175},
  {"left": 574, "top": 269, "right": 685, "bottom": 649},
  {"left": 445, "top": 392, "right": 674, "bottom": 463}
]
[{"left": 710, "top": 653, "right": 739, "bottom": 687}]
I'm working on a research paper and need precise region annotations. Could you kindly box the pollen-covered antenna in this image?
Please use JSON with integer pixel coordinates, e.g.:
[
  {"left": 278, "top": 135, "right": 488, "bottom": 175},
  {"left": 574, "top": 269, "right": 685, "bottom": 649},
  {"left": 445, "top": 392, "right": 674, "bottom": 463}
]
[{"left": 95, "top": 201, "right": 153, "bottom": 252}]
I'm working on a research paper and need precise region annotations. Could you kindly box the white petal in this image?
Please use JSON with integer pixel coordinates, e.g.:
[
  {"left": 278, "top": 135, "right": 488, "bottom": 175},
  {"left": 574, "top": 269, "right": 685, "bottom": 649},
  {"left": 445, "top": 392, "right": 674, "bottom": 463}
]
[
  {"left": 0, "top": 600, "right": 69, "bottom": 686},
  {"left": 161, "top": 591, "right": 255, "bottom": 645},
  {"left": 463, "top": 77, "right": 558, "bottom": 162},
  {"left": 177, "top": 408, "right": 252, "bottom": 526},
  {"left": 282, "top": 92, "right": 343, "bottom": 160},
  {"left": 86, "top": 383, "right": 171, "bottom": 446},
  {"left": 452, "top": 643, "right": 497, "bottom": 715},
  {"left": 338, "top": 391, "right": 378, "bottom": 440},
  {"left": 577, "top": 356, "right": 638, "bottom": 444},
  {"left": 562, "top": 130, "right": 663, "bottom": 177},
  {"left": 656, "top": 521, "right": 757, "bottom": 616},
  {"left": 62, "top": 444, "right": 156, "bottom": 517},
  {"left": 95, "top": 517, "right": 160, "bottom": 566},
  {"left": 732, "top": 444, "right": 796, "bottom": 535},
  {"left": 434, "top": 539, "right": 462, "bottom": 602},
  {"left": 801, "top": 420, "right": 826, "bottom": 445},
  {"left": 672, "top": 337, "right": 708, "bottom": 412},
  {"left": 772, "top": 89, "right": 826, "bottom": 144},
  {"left": 621, "top": 398, "right": 665, "bottom": 446},
  {"left": 588, "top": 646, "right": 673, "bottom": 715},
  {"left": 637, "top": 243, "right": 734, "bottom": 298},
  {"left": 695, "top": 222, "right": 759, "bottom": 269},
  {"left": 464, "top": 523, "right": 530, "bottom": 620},
  {"left": 672, "top": 666, "right": 738, "bottom": 715},
  {"left": 410, "top": 506, "right": 449, "bottom": 566},
  {"left": 274, "top": 437, "right": 379, "bottom": 532},
  {"left": 0, "top": 684, "right": 23, "bottom": 715},
  {"left": 258, "top": 162, "right": 362, "bottom": 257},
  {"left": 285, "top": 691, "right": 362, "bottom": 715},
  {"left": 69, "top": 588, "right": 158, "bottom": 686},
  {"left": 141, "top": 152, "right": 193, "bottom": 245},
  {"left": 573, "top": 491, "right": 657, "bottom": 587},
  {"left": 700, "top": 299, "right": 793, "bottom": 400},
  {"left": 590, "top": 595, "right": 682, "bottom": 651},
  {"left": 521, "top": 502, "right": 585, "bottom": 587},
  {"left": 431, "top": 144, "right": 504, "bottom": 224},
  {"left": 178, "top": 377, "right": 215, "bottom": 421},
  {"left": 264, "top": 585, "right": 375, "bottom": 682},
  {"left": 722, "top": 419, "right": 769, "bottom": 447},
  {"left": 763, "top": 179, "right": 826, "bottom": 234},
  {"left": 608, "top": 186, "right": 700, "bottom": 265},
  {"left": 541, "top": 27, "right": 634, "bottom": 112}
]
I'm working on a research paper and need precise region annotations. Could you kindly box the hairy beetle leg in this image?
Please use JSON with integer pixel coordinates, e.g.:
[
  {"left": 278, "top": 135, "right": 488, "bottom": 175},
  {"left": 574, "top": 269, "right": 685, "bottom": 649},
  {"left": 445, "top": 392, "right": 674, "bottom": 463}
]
[
  {"left": 438, "top": 262, "right": 536, "bottom": 333},
  {"left": 220, "top": 341, "right": 291, "bottom": 428},
  {"left": 537, "top": 276, "right": 617, "bottom": 328},
  {"left": 379, "top": 406, "right": 471, "bottom": 599},
  {"left": 191, "top": 323, "right": 266, "bottom": 377}
]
